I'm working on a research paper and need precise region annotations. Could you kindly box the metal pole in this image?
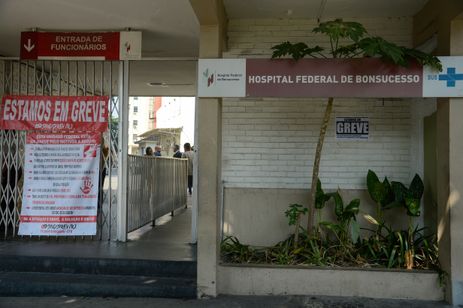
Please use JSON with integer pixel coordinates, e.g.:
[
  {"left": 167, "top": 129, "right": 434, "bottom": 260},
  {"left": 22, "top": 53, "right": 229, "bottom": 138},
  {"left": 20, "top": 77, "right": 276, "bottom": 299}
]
[
  {"left": 191, "top": 97, "right": 199, "bottom": 244},
  {"left": 116, "top": 60, "right": 129, "bottom": 242}
]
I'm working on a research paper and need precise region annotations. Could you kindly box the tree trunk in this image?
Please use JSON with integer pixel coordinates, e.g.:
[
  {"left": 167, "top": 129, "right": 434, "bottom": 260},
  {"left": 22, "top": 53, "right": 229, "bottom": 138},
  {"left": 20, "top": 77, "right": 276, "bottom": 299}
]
[
  {"left": 293, "top": 214, "right": 301, "bottom": 248},
  {"left": 307, "top": 97, "right": 334, "bottom": 234}
]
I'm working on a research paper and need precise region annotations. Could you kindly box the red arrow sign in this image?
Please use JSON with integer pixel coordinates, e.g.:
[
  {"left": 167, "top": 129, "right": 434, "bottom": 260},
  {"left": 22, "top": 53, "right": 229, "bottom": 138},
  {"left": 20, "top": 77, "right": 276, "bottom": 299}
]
[
  {"left": 20, "top": 32, "right": 38, "bottom": 59},
  {"left": 20, "top": 31, "right": 141, "bottom": 60}
]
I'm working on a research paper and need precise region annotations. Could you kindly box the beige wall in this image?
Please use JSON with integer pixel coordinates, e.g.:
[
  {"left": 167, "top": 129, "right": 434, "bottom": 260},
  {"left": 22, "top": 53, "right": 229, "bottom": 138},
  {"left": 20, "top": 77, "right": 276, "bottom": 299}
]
[
  {"left": 223, "top": 187, "right": 410, "bottom": 246},
  {"left": 218, "top": 265, "right": 443, "bottom": 300},
  {"left": 414, "top": 0, "right": 463, "bottom": 54}
]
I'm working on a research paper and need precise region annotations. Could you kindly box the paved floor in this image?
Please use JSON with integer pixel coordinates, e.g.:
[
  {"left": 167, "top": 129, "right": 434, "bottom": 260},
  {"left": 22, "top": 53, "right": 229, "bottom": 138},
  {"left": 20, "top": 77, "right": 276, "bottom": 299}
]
[
  {"left": 0, "top": 205, "right": 195, "bottom": 261},
  {"left": 0, "top": 295, "right": 452, "bottom": 308}
]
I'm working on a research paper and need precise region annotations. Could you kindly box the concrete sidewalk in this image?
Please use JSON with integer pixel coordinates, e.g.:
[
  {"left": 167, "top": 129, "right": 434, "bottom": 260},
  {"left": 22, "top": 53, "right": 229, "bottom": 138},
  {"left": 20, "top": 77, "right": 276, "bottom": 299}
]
[{"left": 0, "top": 296, "right": 451, "bottom": 308}]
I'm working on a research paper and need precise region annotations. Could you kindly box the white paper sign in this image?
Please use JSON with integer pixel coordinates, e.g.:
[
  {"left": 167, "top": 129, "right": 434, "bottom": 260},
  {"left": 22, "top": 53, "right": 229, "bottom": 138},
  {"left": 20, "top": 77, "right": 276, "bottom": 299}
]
[
  {"left": 197, "top": 59, "right": 246, "bottom": 97},
  {"left": 18, "top": 132, "right": 101, "bottom": 236},
  {"left": 336, "top": 117, "right": 369, "bottom": 140}
]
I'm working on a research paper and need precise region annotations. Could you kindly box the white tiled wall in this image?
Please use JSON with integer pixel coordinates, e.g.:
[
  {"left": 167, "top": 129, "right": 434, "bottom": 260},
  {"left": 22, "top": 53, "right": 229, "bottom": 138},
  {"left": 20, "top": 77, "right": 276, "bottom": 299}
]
[
  {"left": 225, "top": 17, "right": 413, "bottom": 58},
  {"left": 223, "top": 98, "right": 413, "bottom": 189},
  {"left": 221, "top": 17, "right": 432, "bottom": 189}
]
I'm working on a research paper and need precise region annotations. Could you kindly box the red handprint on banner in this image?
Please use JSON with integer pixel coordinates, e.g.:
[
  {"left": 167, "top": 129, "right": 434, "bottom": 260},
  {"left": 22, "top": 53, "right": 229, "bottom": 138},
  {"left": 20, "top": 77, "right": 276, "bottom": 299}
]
[{"left": 80, "top": 176, "right": 93, "bottom": 195}]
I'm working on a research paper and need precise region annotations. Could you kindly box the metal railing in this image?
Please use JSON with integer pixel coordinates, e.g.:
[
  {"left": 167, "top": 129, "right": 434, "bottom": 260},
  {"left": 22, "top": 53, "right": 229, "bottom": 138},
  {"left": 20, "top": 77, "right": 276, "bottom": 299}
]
[{"left": 127, "top": 155, "right": 188, "bottom": 232}]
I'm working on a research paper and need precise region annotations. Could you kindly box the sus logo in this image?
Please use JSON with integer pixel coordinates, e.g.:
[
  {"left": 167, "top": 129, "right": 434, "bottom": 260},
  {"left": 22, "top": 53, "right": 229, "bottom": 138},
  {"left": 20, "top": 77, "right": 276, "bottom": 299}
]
[{"left": 438, "top": 67, "right": 463, "bottom": 87}]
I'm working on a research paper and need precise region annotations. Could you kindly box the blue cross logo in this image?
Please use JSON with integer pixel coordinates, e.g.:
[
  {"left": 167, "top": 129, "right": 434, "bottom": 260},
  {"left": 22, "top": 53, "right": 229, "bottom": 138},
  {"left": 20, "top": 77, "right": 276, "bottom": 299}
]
[{"left": 439, "top": 67, "right": 463, "bottom": 87}]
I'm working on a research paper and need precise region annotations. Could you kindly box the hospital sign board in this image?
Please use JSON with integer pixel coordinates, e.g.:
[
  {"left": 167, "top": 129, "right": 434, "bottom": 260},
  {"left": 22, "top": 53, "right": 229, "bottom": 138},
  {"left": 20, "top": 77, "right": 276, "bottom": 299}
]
[
  {"left": 20, "top": 31, "right": 142, "bottom": 60},
  {"left": 198, "top": 57, "right": 463, "bottom": 98}
]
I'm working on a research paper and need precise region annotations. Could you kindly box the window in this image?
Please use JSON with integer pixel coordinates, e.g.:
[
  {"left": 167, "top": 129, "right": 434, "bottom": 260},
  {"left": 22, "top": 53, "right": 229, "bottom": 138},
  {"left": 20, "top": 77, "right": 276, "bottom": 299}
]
[
  {"left": 133, "top": 134, "right": 138, "bottom": 141},
  {"left": 133, "top": 120, "right": 138, "bottom": 129},
  {"left": 133, "top": 106, "right": 138, "bottom": 113}
]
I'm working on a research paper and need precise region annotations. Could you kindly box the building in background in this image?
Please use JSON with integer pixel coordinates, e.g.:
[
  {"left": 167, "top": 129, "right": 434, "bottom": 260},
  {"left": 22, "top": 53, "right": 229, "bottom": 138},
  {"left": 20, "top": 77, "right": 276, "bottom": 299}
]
[
  {"left": 128, "top": 96, "right": 195, "bottom": 155},
  {"left": 135, "top": 127, "right": 182, "bottom": 156},
  {"left": 128, "top": 96, "right": 156, "bottom": 154},
  {"left": 156, "top": 97, "right": 195, "bottom": 147}
]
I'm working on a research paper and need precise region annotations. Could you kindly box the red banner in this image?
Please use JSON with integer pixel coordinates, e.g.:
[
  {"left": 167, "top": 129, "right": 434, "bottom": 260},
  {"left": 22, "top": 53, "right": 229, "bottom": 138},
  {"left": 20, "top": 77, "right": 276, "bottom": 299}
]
[
  {"left": 0, "top": 95, "right": 108, "bottom": 132},
  {"left": 20, "top": 32, "right": 120, "bottom": 60}
]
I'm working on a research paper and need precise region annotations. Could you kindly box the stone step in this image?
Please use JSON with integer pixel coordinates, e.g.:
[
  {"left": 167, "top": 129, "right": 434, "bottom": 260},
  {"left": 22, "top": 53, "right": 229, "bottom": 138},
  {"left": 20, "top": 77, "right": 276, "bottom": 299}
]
[
  {"left": 0, "top": 254, "right": 196, "bottom": 279},
  {"left": 0, "top": 271, "right": 196, "bottom": 298}
]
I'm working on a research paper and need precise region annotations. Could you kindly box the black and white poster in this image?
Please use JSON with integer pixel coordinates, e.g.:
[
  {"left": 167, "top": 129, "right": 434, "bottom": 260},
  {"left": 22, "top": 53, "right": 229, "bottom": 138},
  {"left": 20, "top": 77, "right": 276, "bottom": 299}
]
[{"left": 335, "top": 117, "right": 369, "bottom": 140}]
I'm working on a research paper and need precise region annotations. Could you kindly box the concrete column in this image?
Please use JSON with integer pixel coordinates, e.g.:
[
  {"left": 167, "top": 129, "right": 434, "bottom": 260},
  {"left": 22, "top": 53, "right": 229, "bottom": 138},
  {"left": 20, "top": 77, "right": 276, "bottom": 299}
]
[
  {"left": 416, "top": 3, "right": 463, "bottom": 304},
  {"left": 190, "top": 0, "right": 226, "bottom": 296},
  {"left": 196, "top": 26, "right": 223, "bottom": 297},
  {"left": 196, "top": 96, "right": 222, "bottom": 297},
  {"left": 436, "top": 98, "right": 451, "bottom": 299},
  {"left": 447, "top": 17, "right": 463, "bottom": 305},
  {"left": 435, "top": 15, "right": 463, "bottom": 306}
]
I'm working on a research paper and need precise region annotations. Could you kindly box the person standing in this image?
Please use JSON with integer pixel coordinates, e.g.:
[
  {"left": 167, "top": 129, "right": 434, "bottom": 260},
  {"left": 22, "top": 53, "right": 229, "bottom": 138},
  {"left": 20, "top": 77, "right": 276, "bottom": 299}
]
[
  {"left": 172, "top": 144, "right": 182, "bottom": 158},
  {"left": 182, "top": 143, "right": 194, "bottom": 195},
  {"left": 145, "top": 146, "right": 153, "bottom": 156},
  {"left": 154, "top": 146, "right": 162, "bottom": 157}
]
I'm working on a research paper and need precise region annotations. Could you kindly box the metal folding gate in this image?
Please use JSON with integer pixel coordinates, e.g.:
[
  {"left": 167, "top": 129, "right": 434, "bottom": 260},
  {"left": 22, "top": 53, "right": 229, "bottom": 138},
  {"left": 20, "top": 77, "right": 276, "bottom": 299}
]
[{"left": 0, "top": 58, "right": 121, "bottom": 240}]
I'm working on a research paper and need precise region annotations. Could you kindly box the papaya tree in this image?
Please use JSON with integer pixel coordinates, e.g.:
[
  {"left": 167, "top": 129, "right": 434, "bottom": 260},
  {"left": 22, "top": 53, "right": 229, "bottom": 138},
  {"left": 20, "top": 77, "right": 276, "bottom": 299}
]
[{"left": 271, "top": 19, "right": 441, "bottom": 237}]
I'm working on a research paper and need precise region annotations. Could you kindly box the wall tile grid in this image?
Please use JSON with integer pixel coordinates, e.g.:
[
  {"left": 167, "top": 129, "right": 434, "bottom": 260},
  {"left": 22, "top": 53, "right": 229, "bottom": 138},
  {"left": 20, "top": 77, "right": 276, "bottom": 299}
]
[{"left": 222, "top": 17, "right": 426, "bottom": 189}]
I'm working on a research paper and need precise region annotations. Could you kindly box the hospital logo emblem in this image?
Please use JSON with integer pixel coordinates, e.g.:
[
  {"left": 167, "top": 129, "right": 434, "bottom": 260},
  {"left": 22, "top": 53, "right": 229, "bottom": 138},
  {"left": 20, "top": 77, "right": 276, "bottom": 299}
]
[{"left": 203, "top": 69, "right": 214, "bottom": 87}]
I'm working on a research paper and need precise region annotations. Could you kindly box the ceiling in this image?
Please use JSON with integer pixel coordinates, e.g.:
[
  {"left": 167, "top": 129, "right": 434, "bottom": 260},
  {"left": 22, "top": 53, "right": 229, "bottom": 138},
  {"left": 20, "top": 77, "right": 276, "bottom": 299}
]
[
  {"left": 129, "top": 60, "right": 197, "bottom": 96},
  {"left": 0, "top": 0, "right": 199, "bottom": 58},
  {"left": 0, "top": 0, "right": 430, "bottom": 96}
]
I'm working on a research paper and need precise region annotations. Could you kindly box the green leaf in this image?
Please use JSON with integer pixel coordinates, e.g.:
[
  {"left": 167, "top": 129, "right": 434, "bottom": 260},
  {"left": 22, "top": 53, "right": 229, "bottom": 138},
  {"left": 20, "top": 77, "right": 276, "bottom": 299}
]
[
  {"left": 388, "top": 247, "right": 397, "bottom": 268},
  {"left": 367, "top": 170, "right": 393, "bottom": 207},
  {"left": 403, "top": 48, "right": 442, "bottom": 71},
  {"left": 335, "top": 43, "right": 359, "bottom": 58},
  {"left": 331, "top": 192, "right": 344, "bottom": 218},
  {"left": 271, "top": 41, "right": 324, "bottom": 60},
  {"left": 345, "top": 198, "right": 360, "bottom": 215},
  {"left": 382, "top": 177, "right": 395, "bottom": 206},
  {"left": 367, "top": 169, "right": 381, "bottom": 203},
  {"left": 357, "top": 37, "right": 406, "bottom": 65},
  {"left": 408, "top": 174, "right": 424, "bottom": 200},
  {"left": 319, "top": 221, "right": 343, "bottom": 233},
  {"left": 391, "top": 181, "right": 408, "bottom": 204},
  {"left": 405, "top": 197, "right": 421, "bottom": 217},
  {"left": 315, "top": 179, "right": 331, "bottom": 209},
  {"left": 285, "top": 203, "right": 307, "bottom": 225},
  {"left": 270, "top": 18, "right": 441, "bottom": 71},
  {"left": 350, "top": 220, "right": 360, "bottom": 243},
  {"left": 313, "top": 19, "right": 367, "bottom": 43}
]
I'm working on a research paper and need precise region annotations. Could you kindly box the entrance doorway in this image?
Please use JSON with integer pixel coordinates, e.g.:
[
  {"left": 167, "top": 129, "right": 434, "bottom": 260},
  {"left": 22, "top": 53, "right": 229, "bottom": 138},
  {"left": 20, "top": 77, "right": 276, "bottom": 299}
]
[{"left": 0, "top": 58, "right": 197, "bottom": 246}]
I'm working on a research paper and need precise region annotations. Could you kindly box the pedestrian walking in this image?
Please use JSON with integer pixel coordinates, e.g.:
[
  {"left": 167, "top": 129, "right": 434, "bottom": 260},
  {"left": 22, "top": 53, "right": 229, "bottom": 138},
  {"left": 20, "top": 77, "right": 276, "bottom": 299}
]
[{"left": 182, "top": 143, "right": 194, "bottom": 195}]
